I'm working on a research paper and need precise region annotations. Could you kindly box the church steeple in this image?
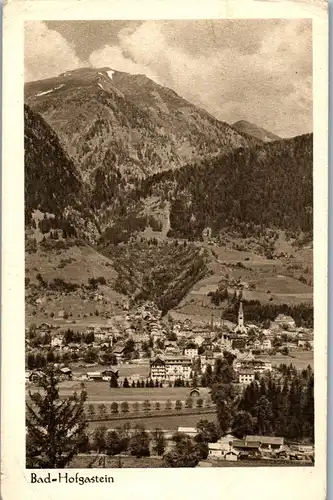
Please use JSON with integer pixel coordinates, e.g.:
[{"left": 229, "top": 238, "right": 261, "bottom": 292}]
[
  {"left": 238, "top": 301, "right": 244, "bottom": 327},
  {"left": 234, "top": 300, "right": 247, "bottom": 334}
]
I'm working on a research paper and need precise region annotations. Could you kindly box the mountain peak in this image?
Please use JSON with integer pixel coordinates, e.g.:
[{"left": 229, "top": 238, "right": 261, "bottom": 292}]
[{"left": 232, "top": 120, "right": 281, "bottom": 142}]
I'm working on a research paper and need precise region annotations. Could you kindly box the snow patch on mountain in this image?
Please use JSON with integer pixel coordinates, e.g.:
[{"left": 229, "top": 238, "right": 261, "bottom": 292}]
[
  {"left": 36, "top": 84, "right": 64, "bottom": 97},
  {"left": 107, "top": 70, "right": 115, "bottom": 80}
]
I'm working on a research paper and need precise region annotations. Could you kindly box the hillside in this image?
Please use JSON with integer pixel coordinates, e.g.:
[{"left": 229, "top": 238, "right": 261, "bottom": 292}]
[
  {"left": 24, "top": 104, "right": 102, "bottom": 244},
  {"left": 132, "top": 133, "right": 313, "bottom": 241},
  {"left": 24, "top": 104, "right": 82, "bottom": 221},
  {"left": 25, "top": 67, "right": 260, "bottom": 198},
  {"left": 232, "top": 120, "right": 281, "bottom": 142}
]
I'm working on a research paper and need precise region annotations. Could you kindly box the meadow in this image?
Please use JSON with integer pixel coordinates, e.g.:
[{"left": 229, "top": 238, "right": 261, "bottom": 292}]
[
  {"left": 87, "top": 410, "right": 217, "bottom": 431},
  {"left": 57, "top": 383, "right": 211, "bottom": 402}
]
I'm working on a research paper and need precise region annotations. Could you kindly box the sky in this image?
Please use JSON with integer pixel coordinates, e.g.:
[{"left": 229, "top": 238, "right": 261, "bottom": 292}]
[{"left": 25, "top": 19, "right": 313, "bottom": 137}]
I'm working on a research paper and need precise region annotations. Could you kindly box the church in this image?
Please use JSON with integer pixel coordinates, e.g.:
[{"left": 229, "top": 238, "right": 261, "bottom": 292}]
[{"left": 234, "top": 301, "right": 247, "bottom": 335}]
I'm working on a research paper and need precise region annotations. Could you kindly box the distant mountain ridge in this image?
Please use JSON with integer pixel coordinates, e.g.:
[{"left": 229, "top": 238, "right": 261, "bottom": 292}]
[
  {"left": 232, "top": 120, "right": 281, "bottom": 142},
  {"left": 25, "top": 67, "right": 261, "bottom": 186}
]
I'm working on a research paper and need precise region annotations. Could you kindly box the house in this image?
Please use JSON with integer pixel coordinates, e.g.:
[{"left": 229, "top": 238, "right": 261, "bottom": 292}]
[
  {"left": 232, "top": 339, "right": 247, "bottom": 350},
  {"left": 233, "top": 439, "right": 260, "bottom": 452},
  {"left": 184, "top": 347, "right": 198, "bottom": 359},
  {"left": 194, "top": 335, "right": 205, "bottom": 347},
  {"left": 113, "top": 344, "right": 126, "bottom": 361},
  {"left": 238, "top": 370, "right": 255, "bottom": 385},
  {"left": 262, "top": 338, "right": 272, "bottom": 350},
  {"left": 208, "top": 437, "right": 233, "bottom": 459},
  {"left": 208, "top": 442, "right": 224, "bottom": 459},
  {"left": 189, "top": 388, "right": 201, "bottom": 398},
  {"left": 177, "top": 427, "right": 198, "bottom": 438},
  {"left": 101, "top": 367, "right": 119, "bottom": 380},
  {"left": 150, "top": 355, "right": 192, "bottom": 381},
  {"left": 59, "top": 366, "right": 72, "bottom": 380},
  {"left": 51, "top": 336, "right": 62, "bottom": 348},
  {"left": 86, "top": 371, "right": 103, "bottom": 381},
  {"left": 245, "top": 435, "right": 284, "bottom": 451},
  {"left": 225, "top": 450, "right": 240, "bottom": 462},
  {"left": 273, "top": 314, "right": 296, "bottom": 331}
]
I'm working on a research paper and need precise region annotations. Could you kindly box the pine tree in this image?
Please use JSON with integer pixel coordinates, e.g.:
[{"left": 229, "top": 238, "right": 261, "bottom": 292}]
[
  {"left": 26, "top": 364, "right": 87, "bottom": 468},
  {"left": 110, "top": 372, "right": 118, "bottom": 388}
]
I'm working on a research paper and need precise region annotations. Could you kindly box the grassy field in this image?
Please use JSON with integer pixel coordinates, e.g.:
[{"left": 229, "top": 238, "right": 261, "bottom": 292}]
[
  {"left": 54, "top": 383, "right": 211, "bottom": 402},
  {"left": 71, "top": 362, "right": 150, "bottom": 379},
  {"left": 258, "top": 349, "right": 313, "bottom": 370},
  {"left": 172, "top": 242, "right": 313, "bottom": 323},
  {"left": 88, "top": 410, "right": 217, "bottom": 431}
]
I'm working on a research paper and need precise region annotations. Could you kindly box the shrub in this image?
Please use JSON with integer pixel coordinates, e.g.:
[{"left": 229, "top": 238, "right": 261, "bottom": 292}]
[
  {"left": 132, "top": 402, "right": 140, "bottom": 413},
  {"left": 175, "top": 400, "right": 182, "bottom": 411},
  {"left": 111, "top": 402, "right": 118, "bottom": 414},
  {"left": 120, "top": 401, "right": 129, "bottom": 413},
  {"left": 165, "top": 399, "right": 172, "bottom": 410},
  {"left": 142, "top": 400, "right": 151, "bottom": 413},
  {"left": 98, "top": 403, "right": 106, "bottom": 419},
  {"left": 185, "top": 397, "right": 193, "bottom": 409},
  {"left": 155, "top": 401, "right": 161, "bottom": 411},
  {"left": 196, "top": 398, "right": 203, "bottom": 408}
]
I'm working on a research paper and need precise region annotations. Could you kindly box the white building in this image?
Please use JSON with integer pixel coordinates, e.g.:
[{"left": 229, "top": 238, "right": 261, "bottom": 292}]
[
  {"left": 262, "top": 338, "right": 272, "bottom": 350},
  {"left": 184, "top": 347, "right": 198, "bottom": 359},
  {"left": 238, "top": 370, "right": 256, "bottom": 385},
  {"left": 150, "top": 355, "right": 192, "bottom": 381}
]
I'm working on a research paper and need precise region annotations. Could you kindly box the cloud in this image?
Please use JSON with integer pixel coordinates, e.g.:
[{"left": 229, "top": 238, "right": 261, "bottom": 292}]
[
  {"left": 88, "top": 19, "right": 312, "bottom": 137},
  {"left": 25, "top": 22, "right": 83, "bottom": 82}
]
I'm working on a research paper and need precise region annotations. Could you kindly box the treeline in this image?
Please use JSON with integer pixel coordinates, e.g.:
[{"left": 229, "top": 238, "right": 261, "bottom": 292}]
[{"left": 222, "top": 300, "right": 314, "bottom": 328}]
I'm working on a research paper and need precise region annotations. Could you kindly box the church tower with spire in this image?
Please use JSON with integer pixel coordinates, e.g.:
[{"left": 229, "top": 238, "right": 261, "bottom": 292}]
[{"left": 234, "top": 301, "right": 247, "bottom": 334}]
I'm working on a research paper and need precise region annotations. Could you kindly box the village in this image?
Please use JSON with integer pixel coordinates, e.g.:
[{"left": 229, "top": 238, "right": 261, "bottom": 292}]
[
  {"left": 25, "top": 299, "right": 313, "bottom": 386},
  {"left": 25, "top": 299, "right": 314, "bottom": 466}
]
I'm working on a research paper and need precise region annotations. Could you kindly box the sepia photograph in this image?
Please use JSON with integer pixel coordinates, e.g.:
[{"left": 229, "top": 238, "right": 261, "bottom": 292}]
[{"left": 22, "top": 18, "right": 317, "bottom": 470}]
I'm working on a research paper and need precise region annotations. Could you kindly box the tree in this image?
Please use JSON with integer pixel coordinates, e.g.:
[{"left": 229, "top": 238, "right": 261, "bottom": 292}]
[
  {"left": 155, "top": 401, "right": 161, "bottom": 411},
  {"left": 105, "top": 430, "right": 122, "bottom": 456},
  {"left": 196, "top": 420, "right": 219, "bottom": 443},
  {"left": 92, "top": 425, "right": 107, "bottom": 453},
  {"left": 253, "top": 396, "right": 273, "bottom": 435},
  {"left": 132, "top": 402, "right": 140, "bottom": 413},
  {"left": 120, "top": 401, "right": 129, "bottom": 413},
  {"left": 163, "top": 435, "right": 200, "bottom": 467},
  {"left": 196, "top": 398, "right": 203, "bottom": 408},
  {"left": 98, "top": 403, "right": 107, "bottom": 419},
  {"left": 185, "top": 397, "right": 193, "bottom": 409},
  {"left": 110, "top": 372, "right": 118, "bottom": 388},
  {"left": 142, "top": 400, "right": 151, "bottom": 413},
  {"left": 165, "top": 399, "right": 172, "bottom": 410},
  {"left": 232, "top": 411, "right": 254, "bottom": 439},
  {"left": 111, "top": 402, "right": 119, "bottom": 414},
  {"left": 129, "top": 426, "right": 150, "bottom": 457},
  {"left": 123, "top": 377, "right": 130, "bottom": 388},
  {"left": 175, "top": 400, "right": 182, "bottom": 411},
  {"left": 26, "top": 365, "right": 88, "bottom": 468},
  {"left": 151, "top": 427, "right": 166, "bottom": 456},
  {"left": 87, "top": 404, "right": 95, "bottom": 419}
]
